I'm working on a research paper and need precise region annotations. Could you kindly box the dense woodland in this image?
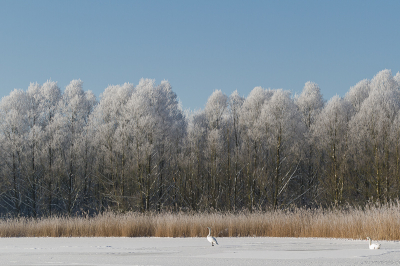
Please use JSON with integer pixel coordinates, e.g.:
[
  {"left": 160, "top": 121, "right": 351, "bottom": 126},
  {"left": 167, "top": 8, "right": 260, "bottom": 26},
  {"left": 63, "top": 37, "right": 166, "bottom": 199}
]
[{"left": 1, "top": 69, "right": 400, "bottom": 217}]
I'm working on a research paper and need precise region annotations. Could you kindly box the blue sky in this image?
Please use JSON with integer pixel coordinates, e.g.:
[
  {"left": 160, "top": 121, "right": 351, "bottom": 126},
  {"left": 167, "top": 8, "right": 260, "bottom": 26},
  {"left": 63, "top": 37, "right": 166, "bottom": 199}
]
[{"left": 0, "top": 0, "right": 399, "bottom": 110}]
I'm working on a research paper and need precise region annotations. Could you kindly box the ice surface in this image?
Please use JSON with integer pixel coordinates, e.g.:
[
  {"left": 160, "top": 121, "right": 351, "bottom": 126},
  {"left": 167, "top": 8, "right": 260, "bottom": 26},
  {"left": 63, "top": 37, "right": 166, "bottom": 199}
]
[{"left": 0, "top": 237, "right": 399, "bottom": 266}]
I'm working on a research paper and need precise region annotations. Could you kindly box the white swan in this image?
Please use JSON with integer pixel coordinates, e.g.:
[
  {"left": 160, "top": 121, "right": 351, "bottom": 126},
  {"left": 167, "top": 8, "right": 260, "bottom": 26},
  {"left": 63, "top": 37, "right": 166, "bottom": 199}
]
[
  {"left": 207, "top": 227, "right": 218, "bottom": 246},
  {"left": 366, "top": 237, "right": 381, "bottom": 249}
]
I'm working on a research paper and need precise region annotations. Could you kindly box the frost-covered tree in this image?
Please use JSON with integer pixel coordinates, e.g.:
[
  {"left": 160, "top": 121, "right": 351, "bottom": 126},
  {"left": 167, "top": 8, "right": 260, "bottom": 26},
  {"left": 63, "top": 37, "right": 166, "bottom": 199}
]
[
  {"left": 239, "top": 86, "right": 273, "bottom": 210},
  {"left": 184, "top": 110, "right": 208, "bottom": 210},
  {"left": 228, "top": 90, "right": 244, "bottom": 210},
  {"left": 205, "top": 90, "right": 228, "bottom": 130},
  {"left": 260, "top": 89, "right": 304, "bottom": 208},
  {"left": 348, "top": 69, "right": 400, "bottom": 202},
  {"left": 53, "top": 79, "right": 96, "bottom": 215},
  {"left": 203, "top": 90, "right": 228, "bottom": 208},
  {"left": 390, "top": 112, "right": 400, "bottom": 196},
  {"left": 295, "top": 81, "right": 324, "bottom": 205},
  {"left": 151, "top": 80, "right": 186, "bottom": 211},
  {"left": 0, "top": 89, "right": 29, "bottom": 215},
  {"left": 124, "top": 79, "right": 185, "bottom": 211},
  {"left": 38, "top": 80, "right": 62, "bottom": 215},
  {"left": 296, "top": 82, "right": 324, "bottom": 129},
  {"left": 229, "top": 91, "right": 244, "bottom": 149},
  {"left": 25, "top": 82, "right": 45, "bottom": 217},
  {"left": 313, "top": 96, "right": 353, "bottom": 204},
  {"left": 89, "top": 82, "right": 134, "bottom": 211},
  {"left": 393, "top": 72, "right": 400, "bottom": 87},
  {"left": 240, "top": 87, "right": 271, "bottom": 143},
  {"left": 344, "top": 79, "right": 370, "bottom": 114},
  {"left": 73, "top": 90, "right": 97, "bottom": 210}
]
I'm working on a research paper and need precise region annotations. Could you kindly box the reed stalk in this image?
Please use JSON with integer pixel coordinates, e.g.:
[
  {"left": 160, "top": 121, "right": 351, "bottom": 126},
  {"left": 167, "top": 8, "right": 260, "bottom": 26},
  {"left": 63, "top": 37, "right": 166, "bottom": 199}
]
[{"left": 1, "top": 202, "right": 399, "bottom": 240}]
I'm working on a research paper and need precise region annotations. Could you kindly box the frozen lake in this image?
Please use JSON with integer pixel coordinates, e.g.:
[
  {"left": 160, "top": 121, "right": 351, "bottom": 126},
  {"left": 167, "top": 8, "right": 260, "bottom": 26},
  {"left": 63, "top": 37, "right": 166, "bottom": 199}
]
[{"left": 0, "top": 237, "right": 399, "bottom": 266}]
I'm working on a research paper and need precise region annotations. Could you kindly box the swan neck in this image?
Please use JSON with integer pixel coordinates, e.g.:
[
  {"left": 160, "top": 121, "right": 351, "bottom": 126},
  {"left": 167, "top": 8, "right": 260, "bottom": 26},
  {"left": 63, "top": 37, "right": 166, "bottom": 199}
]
[{"left": 207, "top": 228, "right": 211, "bottom": 236}]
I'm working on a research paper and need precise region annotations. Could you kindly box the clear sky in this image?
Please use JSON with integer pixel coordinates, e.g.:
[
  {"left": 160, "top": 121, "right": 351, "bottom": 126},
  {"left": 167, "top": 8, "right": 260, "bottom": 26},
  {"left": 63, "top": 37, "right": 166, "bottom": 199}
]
[{"left": 1, "top": 0, "right": 399, "bottom": 110}]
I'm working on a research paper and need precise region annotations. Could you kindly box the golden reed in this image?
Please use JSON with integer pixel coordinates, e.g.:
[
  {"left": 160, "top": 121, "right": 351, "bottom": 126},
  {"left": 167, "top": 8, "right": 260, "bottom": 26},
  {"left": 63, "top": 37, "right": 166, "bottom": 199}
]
[{"left": 1, "top": 202, "right": 399, "bottom": 240}]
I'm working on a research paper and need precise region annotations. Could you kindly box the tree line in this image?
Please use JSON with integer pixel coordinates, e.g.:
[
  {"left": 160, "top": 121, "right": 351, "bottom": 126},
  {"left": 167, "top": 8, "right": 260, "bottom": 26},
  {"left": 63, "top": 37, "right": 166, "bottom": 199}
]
[{"left": 1, "top": 69, "right": 400, "bottom": 217}]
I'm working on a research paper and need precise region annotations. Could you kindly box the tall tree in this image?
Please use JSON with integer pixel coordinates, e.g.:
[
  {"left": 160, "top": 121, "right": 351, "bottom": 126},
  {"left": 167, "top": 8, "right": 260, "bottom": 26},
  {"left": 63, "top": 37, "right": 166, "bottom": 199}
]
[
  {"left": 239, "top": 86, "right": 272, "bottom": 210},
  {"left": 204, "top": 90, "right": 228, "bottom": 209},
  {"left": 0, "top": 89, "right": 29, "bottom": 215},
  {"left": 89, "top": 82, "right": 133, "bottom": 211},
  {"left": 348, "top": 70, "right": 400, "bottom": 202},
  {"left": 124, "top": 79, "right": 185, "bottom": 211},
  {"left": 344, "top": 79, "right": 370, "bottom": 113},
  {"left": 38, "top": 80, "right": 62, "bottom": 215},
  {"left": 228, "top": 90, "right": 244, "bottom": 210},
  {"left": 55, "top": 79, "right": 94, "bottom": 215},
  {"left": 260, "top": 89, "right": 304, "bottom": 208},
  {"left": 313, "top": 96, "right": 353, "bottom": 204},
  {"left": 295, "top": 81, "right": 324, "bottom": 205}
]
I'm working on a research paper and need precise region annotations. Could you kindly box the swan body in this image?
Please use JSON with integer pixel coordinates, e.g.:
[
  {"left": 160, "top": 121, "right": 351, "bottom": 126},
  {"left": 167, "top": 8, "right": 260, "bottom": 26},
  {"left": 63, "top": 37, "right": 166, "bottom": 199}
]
[
  {"left": 207, "top": 227, "right": 218, "bottom": 246},
  {"left": 367, "top": 237, "right": 381, "bottom": 249}
]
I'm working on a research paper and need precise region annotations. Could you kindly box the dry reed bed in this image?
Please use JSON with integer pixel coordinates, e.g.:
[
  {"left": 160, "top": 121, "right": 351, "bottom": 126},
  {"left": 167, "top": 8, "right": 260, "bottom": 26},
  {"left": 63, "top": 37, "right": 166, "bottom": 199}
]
[{"left": 1, "top": 203, "right": 400, "bottom": 240}]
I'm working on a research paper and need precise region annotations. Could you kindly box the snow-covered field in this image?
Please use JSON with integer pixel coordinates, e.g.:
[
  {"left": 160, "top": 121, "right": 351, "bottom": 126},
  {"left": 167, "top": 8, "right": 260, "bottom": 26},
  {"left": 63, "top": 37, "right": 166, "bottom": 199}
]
[{"left": 0, "top": 237, "right": 399, "bottom": 266}]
